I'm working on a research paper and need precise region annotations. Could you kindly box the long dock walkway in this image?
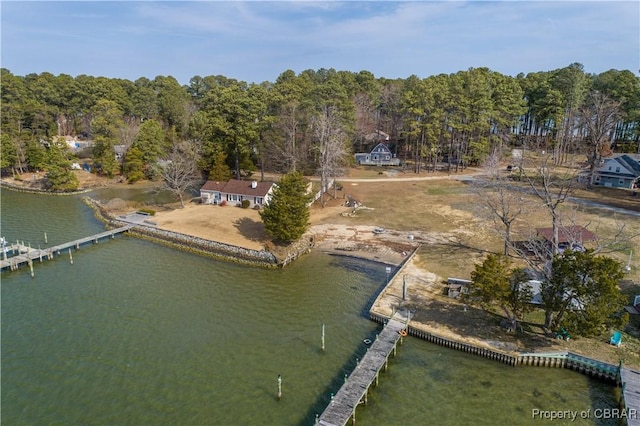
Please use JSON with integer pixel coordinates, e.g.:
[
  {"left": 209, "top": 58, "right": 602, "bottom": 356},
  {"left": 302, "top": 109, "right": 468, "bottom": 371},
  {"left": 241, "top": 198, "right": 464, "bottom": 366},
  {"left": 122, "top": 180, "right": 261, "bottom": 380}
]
[
  {"left": 1, "top": 225, "right": 135, "bottom": 271},
  {"left": 318, "top": 310, "right": 411, "bottom": 426},
  {"left": 621, "top": 368, "right": 640, "bottom": 426}
]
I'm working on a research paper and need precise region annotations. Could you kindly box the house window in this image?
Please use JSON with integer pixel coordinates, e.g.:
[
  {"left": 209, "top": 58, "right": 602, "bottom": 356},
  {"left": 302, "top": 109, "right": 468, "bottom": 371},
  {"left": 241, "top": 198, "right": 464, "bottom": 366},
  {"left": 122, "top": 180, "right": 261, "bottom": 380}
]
[
  {"left": 255, "top": 197, "right": 263, "bottom": 204},
  {"left": 616, "top": 167, "right": 621, "bottom": 173},
  {"left": 608, "top": 166, "right": 612, "bottom": 171},
  {"left": 619, "top": 180, "right": 625, "bottom": 185}
]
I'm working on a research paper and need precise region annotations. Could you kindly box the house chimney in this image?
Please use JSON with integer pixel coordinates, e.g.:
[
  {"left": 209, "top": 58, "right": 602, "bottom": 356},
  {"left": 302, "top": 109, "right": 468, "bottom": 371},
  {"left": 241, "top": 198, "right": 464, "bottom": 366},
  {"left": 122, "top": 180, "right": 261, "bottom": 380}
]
[{"left": 251, "top": 181, "right": 258, "bottom": 189}]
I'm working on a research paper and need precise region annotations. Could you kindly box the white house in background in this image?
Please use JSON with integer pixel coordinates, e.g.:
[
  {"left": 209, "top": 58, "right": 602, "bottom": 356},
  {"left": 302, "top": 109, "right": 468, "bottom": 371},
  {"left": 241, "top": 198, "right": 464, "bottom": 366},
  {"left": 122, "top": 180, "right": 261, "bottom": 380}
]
[
  {"left": 58, "top": 136, "right": 93, "bottom": 151},
  {"left": 354, "top": 143, "right": 400, "bottom": 166},
  {"left": 200, "top": 179, "right": 276, "bottom": 208},
  {"left": 591, "top": 154, "right": 640, "bottom": 189}
]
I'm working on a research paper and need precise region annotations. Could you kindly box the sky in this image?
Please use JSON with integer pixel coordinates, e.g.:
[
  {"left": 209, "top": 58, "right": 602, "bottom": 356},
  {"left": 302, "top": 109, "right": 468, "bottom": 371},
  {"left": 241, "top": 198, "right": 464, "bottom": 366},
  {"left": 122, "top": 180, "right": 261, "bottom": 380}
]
[{"left": 1, "top": 1, "right": 638, "bottom": 85}]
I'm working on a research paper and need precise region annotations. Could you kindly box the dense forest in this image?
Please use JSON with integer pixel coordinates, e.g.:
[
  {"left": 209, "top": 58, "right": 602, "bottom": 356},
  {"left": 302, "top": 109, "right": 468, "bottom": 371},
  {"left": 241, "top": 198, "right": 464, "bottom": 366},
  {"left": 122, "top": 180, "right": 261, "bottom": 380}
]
[{"left": 1, "top": 63, "right": 638, "bottom": 190}]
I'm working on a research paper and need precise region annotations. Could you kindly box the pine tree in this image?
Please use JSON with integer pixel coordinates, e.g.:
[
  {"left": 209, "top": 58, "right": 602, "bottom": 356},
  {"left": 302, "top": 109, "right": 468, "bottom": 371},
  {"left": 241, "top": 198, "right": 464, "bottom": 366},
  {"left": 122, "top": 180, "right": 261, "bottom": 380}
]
[
  {"left": 259, "top": 172, "right": 313, "bottom": 243},
  {"left": 543, "top": 249, "right": 628, "bottom": 336},
  {"left": 467, "top": 253, "right": 534, "bottom": 332},
  {"left": 123, "top": 146, "right": 145, "bottom": 183},
  {"left": 208, "top": 150, "right": 232, "bottom": 181}
]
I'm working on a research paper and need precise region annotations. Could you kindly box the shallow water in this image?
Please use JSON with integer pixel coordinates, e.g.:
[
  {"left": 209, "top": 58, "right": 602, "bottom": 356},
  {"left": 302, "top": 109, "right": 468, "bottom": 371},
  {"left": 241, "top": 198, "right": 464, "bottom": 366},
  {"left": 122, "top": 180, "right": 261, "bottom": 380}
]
[{"left": 1, "top": 189, "right": 618, "bottom": 425}]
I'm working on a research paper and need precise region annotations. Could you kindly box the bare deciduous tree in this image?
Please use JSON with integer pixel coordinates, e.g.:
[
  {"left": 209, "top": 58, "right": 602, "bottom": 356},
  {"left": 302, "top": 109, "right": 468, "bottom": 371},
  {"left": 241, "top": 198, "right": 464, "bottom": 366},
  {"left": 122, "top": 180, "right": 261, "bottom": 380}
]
[
  {"left": 579, "top": 91, "right": 622, "bottom": 185},
  {"left": 119, "top": 116, "right": 140, "bottom": 155},
  {"left": 312, "top": 105, "right": 349, "bottom": 206},
  {"left": 266, "top": 101, "right": 307, "bottom": 173},
  {"left": 159, "top": 141, "right": 201, "bottom": 208},
  {"left": 524, "top": 156, "right": 581, "bottom": 256},
  {"left": 476, "top": 149, "right": 527, "bottom": 256}
]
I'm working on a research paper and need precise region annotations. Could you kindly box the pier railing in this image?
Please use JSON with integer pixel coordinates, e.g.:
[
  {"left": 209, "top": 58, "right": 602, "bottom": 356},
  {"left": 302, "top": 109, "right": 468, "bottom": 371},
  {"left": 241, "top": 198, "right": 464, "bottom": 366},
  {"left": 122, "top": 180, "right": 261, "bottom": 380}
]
[{"left": 1, "top": 225, "right": 135, "bottom": 272}]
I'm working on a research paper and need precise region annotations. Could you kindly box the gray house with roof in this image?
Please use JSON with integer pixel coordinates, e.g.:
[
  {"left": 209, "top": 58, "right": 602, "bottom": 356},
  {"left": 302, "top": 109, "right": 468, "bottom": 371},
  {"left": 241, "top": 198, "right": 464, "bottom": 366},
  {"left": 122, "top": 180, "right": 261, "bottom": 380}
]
[
  {"left": 592, "top": 154, "right": 640, "bottom": 189},
  {"left": 354, "top": 143, "right": 400, "bottom": 166}
]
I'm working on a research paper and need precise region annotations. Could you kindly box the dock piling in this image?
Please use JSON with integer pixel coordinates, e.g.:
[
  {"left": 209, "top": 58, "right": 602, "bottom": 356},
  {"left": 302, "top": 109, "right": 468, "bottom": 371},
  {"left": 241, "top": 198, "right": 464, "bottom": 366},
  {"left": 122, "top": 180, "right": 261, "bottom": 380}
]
[{"left": 277, "top": 375, "right": 282, "bottom": 400}]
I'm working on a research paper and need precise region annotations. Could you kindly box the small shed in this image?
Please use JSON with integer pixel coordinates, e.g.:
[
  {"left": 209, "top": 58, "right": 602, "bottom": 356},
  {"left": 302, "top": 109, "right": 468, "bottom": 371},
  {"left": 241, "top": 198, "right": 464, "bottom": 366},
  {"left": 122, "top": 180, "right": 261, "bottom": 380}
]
[{"left": 446, "top": 277, "right": 471, "bottom": 298}]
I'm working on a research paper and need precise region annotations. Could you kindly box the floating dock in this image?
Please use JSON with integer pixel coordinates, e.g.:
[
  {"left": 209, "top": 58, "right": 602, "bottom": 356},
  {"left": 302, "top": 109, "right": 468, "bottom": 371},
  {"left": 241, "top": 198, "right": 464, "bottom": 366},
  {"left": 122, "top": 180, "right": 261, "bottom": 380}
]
[
  {"left": 1, "top": 225, "right": 135, "bottom": 271},
  {"left": 317, "top": 310, "right": 411, "bottom": 426}
]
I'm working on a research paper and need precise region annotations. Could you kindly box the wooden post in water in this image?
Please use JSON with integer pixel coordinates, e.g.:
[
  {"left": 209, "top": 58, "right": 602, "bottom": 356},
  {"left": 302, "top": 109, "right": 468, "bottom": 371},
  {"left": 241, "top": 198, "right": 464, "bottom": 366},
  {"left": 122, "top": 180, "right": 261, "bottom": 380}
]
[
  {"left": 277, "top": 375, "right": 282, "bottom": 400},
  {"left": 69, "top": 248, "right": 73, "bottom": 264},
  {"left": 29, "top": 259, "right": 34, "bottom": 278},
  {"left": 44, "top": 232, "right": 48, "bottom": 244},
  {"left": 38, "top": 245, "right": 42, "bottom": 262},
  {"left": 321, "top": 323, "right": 325, "bottom": 352}
]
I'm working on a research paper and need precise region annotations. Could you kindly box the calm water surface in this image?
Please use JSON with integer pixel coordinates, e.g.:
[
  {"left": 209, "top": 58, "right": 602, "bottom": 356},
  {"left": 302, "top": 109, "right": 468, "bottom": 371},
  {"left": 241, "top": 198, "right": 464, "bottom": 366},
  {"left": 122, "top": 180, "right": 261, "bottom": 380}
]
[{"left": 1, "top": 190, "right": 618, "bottom": 425}]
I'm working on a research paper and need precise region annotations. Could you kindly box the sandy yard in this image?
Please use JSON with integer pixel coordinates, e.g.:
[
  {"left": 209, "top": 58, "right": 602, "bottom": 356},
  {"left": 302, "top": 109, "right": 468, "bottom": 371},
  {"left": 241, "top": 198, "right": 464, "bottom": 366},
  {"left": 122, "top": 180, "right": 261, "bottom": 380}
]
[
  {"left": 148, "top": 201, "right": 417, "bottom": 264},
  {"left": 150, "top": 203, "right": 267, "bottom": 250}
]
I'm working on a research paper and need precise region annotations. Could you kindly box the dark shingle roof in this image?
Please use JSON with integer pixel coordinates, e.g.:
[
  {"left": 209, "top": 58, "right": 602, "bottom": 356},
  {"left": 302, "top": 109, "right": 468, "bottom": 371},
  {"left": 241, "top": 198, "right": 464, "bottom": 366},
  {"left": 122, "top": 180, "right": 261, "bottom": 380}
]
[
  {"left": 201, "top": 179, "right": 275, "bottom": 197},
  {"left": 536, "top": 225, "right": 597, "bottom": 244},
  {"left": 619, "top": 155, "right": 640, "bottom": 177},
  {"left": 221, "top": 180, "right": 274, "bottom": 197},
  {"left": 201, "top": 181, "right": 227, "bottom": 192}
]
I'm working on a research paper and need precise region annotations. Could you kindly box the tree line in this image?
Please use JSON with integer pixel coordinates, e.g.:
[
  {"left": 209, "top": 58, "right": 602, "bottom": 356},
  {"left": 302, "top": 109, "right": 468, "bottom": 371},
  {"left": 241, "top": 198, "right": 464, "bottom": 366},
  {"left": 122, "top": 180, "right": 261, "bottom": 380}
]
[{"left": 1, "top": 64, "right": 638, "bottom": 190}]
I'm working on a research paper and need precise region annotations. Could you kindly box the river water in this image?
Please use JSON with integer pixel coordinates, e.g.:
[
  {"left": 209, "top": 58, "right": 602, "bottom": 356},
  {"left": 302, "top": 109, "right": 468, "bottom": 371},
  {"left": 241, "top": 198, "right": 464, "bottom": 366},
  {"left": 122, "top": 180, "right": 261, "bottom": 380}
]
[{"left": 1, "top": 189, "right": 619, "bottom": 425}]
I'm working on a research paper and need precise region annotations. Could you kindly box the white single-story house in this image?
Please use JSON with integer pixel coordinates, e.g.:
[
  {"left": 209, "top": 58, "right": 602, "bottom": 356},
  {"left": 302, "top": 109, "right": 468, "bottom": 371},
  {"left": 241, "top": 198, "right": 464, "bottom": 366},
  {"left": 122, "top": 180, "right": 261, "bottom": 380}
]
[
  {"left": 354, "top": 143, "right": 400, "bottom": 166},
  {"left": 591, "top": 154, "right": 640, "bottom": 189},
  {"left": 520, "top": 279, "right": 585, "bottom": 310},
  {"left": 200, "top": 179, "right": 275, "bottom": 208}
]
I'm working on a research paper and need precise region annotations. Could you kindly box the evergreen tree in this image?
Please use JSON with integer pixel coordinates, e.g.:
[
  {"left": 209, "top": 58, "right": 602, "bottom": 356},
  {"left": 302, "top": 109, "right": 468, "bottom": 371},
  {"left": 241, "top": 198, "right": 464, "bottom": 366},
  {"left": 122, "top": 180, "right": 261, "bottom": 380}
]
[
  {"left": 467, "top": 253, "right": 534, "bottom": 332},
  {"left": 542, "top": 249, "right": 628, "bottom": 336},
  {"left": 259, "top": 172, "right": 313, "bottom": 243},
  {"left": 46, "top": 165, "right": 79, "bottom": 191},
  {"left": 123, "top": 146, "right": 145, "bottom": 183},
  {"left": 208, "top": 150, "right": 232, "bottom": 181},
  {"left": 43, "top": 137, "right": 79, "bottom": 191}
]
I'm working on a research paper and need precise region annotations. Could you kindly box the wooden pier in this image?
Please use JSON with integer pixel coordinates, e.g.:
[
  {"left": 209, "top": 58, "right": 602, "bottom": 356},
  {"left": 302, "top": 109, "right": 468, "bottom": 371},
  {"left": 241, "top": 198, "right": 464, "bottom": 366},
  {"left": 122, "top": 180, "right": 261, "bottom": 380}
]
[
  {"left": 317, "top": 311, "right": 411, "bottom": 426},
  {"left": 621, "top": 368, "right": 640, "bottom": 426},
  {"left": 1, "top": 225, "right": 135, "bottom": 271}
]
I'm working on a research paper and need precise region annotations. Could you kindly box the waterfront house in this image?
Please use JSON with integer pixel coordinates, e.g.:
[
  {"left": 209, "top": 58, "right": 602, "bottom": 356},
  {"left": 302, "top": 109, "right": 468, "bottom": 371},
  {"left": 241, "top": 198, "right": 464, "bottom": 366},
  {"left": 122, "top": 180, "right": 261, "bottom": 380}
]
[
  {"left": 591, "top": 154, "right": 640, "bottom": 189},
  {"left": 625, "top": 295, "right": 640, "bottom": 315},
  {"left": 536, "top": 225, "right": 597, "bottom": 252},
  {"left": 200, "top": 179, "right": 275, "bottom": 208},
  {"left": 354, "top": 143, "right": 400, "bottom": 166}
]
